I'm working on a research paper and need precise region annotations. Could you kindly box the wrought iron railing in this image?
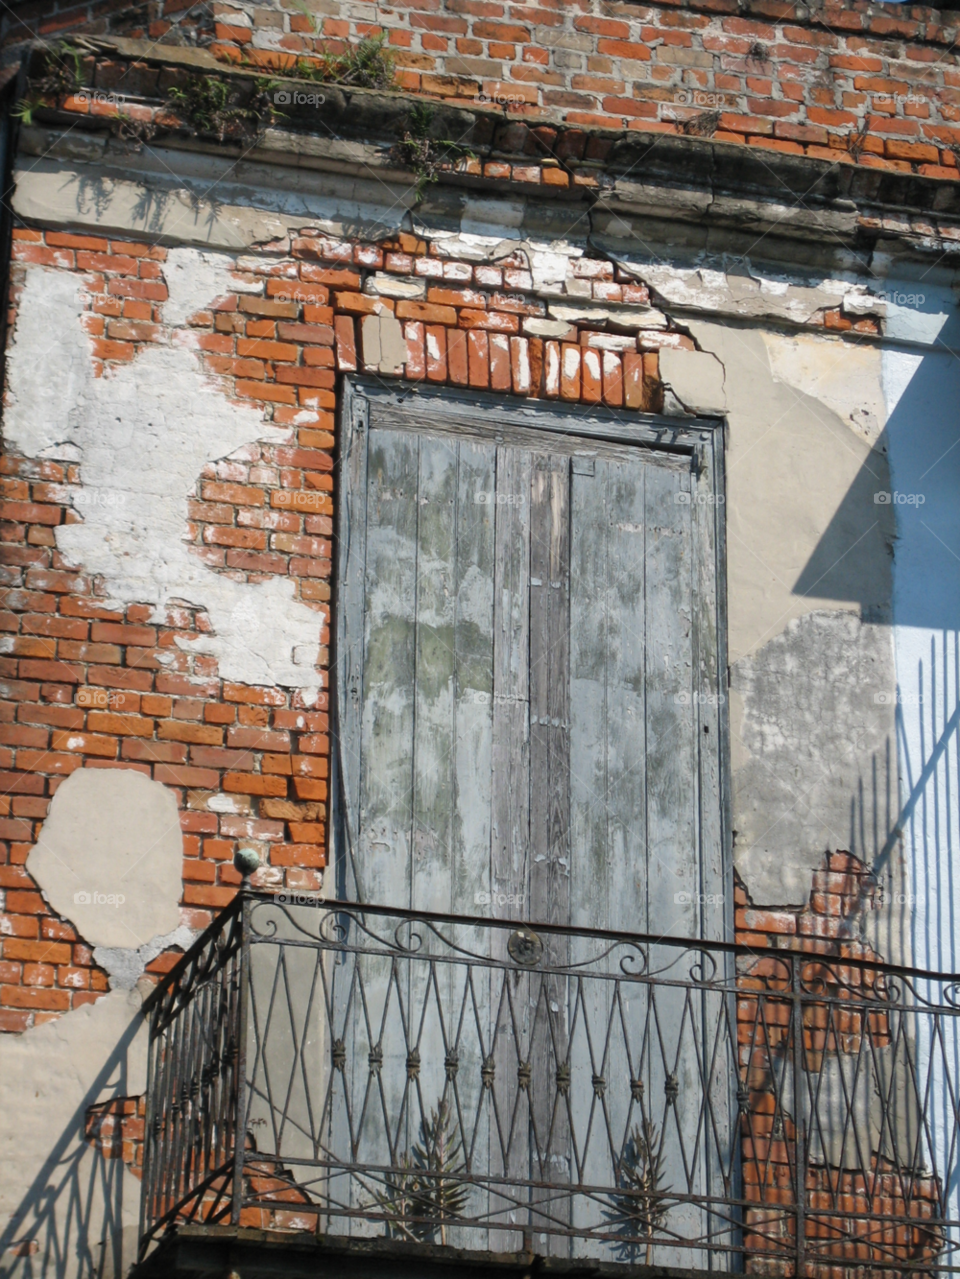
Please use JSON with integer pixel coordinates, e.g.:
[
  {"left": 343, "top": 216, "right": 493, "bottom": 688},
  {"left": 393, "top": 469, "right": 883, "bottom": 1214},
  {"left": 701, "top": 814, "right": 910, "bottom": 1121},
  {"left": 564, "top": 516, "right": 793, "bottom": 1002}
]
[{"left": 139, "top": 892, "right": 960, "bottom": 1273}]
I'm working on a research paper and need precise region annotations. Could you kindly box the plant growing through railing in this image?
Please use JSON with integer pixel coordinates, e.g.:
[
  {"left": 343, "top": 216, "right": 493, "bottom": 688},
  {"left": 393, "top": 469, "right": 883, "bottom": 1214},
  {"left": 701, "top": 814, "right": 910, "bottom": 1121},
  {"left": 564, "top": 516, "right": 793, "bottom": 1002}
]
[
  {"left": 375, "top": 1099, "right": 469, "bottom": 1245},
  {"left": 606, "top": 1120, "right": 673, "bottom": 1264}
]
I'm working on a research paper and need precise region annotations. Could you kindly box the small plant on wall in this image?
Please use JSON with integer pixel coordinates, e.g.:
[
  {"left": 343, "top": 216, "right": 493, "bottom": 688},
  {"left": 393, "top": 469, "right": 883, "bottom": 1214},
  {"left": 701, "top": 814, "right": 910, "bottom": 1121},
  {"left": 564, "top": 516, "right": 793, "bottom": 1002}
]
[{"left": 391, "top": 103, "right": 476, "bottom": 203}]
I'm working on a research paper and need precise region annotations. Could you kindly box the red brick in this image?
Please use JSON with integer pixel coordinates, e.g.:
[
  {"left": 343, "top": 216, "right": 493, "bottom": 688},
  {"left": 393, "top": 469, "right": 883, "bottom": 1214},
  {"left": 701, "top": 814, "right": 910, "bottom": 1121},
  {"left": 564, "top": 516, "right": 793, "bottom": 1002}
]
[
  {"left": 395, "top": 301, "right": 459, "bottom": 326},
  {"left": 468, "top": 331, "right": 490, "bottom": 389},
  {"left": 334, "top": 315, "right": 357, "bottom": 371},
  {"left": 559, "top": 344, "right": 581, "bottom": 402},
  {"left": 602, "top": 351, "right": 624, "bottom": 407},
  {"left": 425, "top": 326, "right": 448, "bottom": 381},
  {"left": 458, "top": 309, "right": 519, "bottom": 333},
  {"left": 623, "top": 352, "right": 645, "bottom": 409},
  {"left": 581, "top": 347, "right": 602, "bottom": 403},
  {"left": 405, "top": 321, "right": 426, "bottom": 380},
  {"left": 448, "top": 329, "right": 469, "bottom": 386},
  {"left": 488, "top": 333, "right": 511, "bottom": 391},
  {"left": 223, "top": 772, "right": 288, "bottom": 796}
]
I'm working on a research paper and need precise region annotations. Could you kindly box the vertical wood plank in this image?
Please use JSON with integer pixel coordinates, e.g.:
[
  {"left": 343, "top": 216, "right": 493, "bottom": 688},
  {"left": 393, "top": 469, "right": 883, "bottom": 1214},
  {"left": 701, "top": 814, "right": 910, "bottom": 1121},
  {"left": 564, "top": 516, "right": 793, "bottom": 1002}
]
[
  {"left": 489, "top": 445, "right": 532, "bottom": 1250},
  {"left": 491, "top": 446, "right": 532, "bottom": 913},
  {"left": 643, "top": 457, "right": 698, "bottom": 938},
  {"left": 452, "top": 441, "right": 497, "bottom": 1249},
  {"left": 528, "top": 453, "right": 572, "bottom": 1252},
  {"left": 359, "top": 428, "right": 421, "bottom": 910},
  {"left": 411, "top": 435, "right": 459, "bottom": 915},
  {"left": 336, "top": 383, "right": 369, "bottom": 899}
]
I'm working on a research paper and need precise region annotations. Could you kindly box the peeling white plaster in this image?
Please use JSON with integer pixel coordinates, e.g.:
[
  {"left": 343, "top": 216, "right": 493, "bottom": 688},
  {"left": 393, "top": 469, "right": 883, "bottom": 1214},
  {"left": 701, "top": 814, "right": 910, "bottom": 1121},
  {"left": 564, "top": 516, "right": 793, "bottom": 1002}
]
[
  {"left": 612, "top": 257, "right": 868, "bottom": 327},
  {"left": 4, "top": 254, "right": 324, "bottom": 689}
]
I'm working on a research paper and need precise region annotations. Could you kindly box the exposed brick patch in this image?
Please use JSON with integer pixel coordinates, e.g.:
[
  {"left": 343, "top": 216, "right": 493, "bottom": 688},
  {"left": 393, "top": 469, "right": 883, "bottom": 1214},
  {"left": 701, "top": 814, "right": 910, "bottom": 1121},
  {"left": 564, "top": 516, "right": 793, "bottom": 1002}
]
[
  {"left": 85, "top": 1095, "right": 146, "bottom": 1172},
  {"left": 735, "top": 853, "right": 941, "bottom": 1277}
]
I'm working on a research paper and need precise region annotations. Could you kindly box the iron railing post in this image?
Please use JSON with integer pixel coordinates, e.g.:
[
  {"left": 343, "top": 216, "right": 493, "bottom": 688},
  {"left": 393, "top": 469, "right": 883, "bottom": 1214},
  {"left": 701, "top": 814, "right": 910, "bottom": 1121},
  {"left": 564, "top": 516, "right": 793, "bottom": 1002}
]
[
  {"left": 138, "top": 1003, "right": 158, "bottom": 1259},
  {"left": 791, "top": 952, "right": 805, "bottom": 1279},
  {"left": 231, "top": 891, "right": 252, "bottom": 1225}
]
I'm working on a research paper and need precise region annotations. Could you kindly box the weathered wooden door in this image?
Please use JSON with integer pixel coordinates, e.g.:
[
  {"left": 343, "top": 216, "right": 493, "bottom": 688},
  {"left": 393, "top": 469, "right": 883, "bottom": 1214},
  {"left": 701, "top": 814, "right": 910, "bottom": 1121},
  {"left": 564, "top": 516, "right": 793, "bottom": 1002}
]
[{"left": 332, "top": 379, "right": 729, "bottom": 1261}]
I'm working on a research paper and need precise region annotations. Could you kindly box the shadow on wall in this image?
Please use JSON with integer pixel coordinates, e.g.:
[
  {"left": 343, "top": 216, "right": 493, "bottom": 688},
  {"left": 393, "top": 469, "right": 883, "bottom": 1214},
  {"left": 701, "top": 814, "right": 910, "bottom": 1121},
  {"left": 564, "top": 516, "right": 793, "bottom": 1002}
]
[
  {"left": 0, "top": 1005, "right": 144, "bottom": 1279},
  {"left": 794, "top": 340, "right": 960, "bottom": 960}
]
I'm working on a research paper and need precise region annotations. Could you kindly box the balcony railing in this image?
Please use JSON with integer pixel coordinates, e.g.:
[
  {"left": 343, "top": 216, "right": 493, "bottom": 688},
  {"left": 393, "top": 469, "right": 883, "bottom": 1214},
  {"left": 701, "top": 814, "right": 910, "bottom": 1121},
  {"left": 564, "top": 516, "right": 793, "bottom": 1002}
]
[{"left": 138, "top": 892, "right": 960, "bottom": 1274}]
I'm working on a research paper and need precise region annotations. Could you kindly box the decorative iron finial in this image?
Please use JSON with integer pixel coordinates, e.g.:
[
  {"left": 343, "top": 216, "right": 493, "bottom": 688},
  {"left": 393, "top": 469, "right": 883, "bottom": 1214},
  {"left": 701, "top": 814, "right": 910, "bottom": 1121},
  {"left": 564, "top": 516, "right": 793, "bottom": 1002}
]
[{"left": 234, "top": 846, "right": 260, "bottom": 879}]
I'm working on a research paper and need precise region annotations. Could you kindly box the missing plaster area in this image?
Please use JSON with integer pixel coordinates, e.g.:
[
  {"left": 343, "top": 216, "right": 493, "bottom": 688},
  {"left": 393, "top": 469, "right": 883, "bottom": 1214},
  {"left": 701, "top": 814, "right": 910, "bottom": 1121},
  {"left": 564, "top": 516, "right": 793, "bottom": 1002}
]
[{"left": 3, "top": 251, "right": 323, "bottom": 694}]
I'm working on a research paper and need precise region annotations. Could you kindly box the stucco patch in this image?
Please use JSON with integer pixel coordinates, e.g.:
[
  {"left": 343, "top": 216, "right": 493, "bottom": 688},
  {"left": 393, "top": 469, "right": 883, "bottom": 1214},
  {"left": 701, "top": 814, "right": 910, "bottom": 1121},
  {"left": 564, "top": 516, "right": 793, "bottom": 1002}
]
[
  {"left": 687, "top": 320, "right": 894, "bottom": 662},
  {"left": 731, "top": 610, "right": 897, "bottom": 906},
  {"left": 3, "top": 257, "right": 323, "bottom": 690},
  {"left": 27, "top": 769, "right": 182, "bottom": 950},
  {"left": 658, "top": 348, "right": 726, "bottom": 414}
]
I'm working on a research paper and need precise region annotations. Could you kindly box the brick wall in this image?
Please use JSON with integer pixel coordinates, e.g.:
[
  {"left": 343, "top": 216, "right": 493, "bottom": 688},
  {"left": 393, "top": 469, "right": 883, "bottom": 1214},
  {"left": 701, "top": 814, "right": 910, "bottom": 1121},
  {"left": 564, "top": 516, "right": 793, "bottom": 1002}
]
[
  {"left": 0, "top": 223, "right": 682, "bottom": 1032},
  {"left": 6, "top": 0, "right": 960, "bottom": 180},
  {"left": 199, "top": 0, "right": 960, "bottom": 179}
]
